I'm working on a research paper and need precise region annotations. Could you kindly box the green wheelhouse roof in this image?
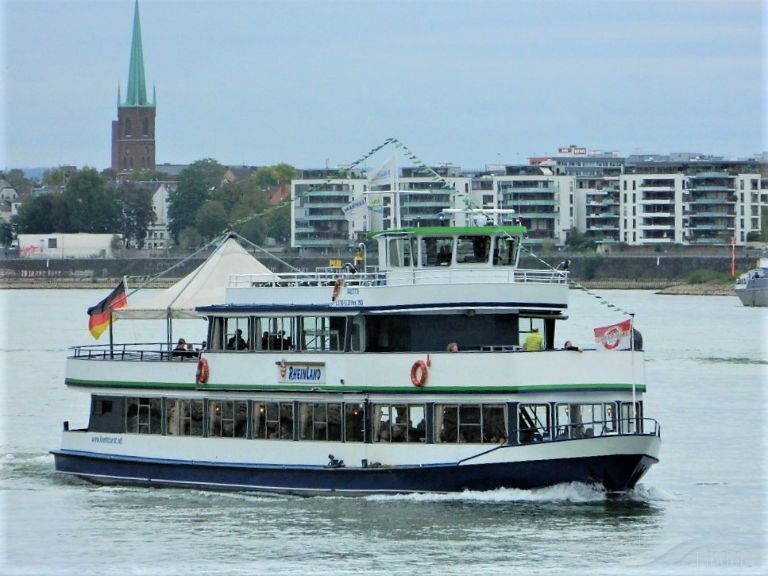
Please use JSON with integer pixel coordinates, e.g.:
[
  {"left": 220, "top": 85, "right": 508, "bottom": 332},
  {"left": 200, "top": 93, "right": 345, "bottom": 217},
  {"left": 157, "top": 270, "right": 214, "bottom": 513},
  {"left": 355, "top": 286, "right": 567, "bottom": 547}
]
[{"left": 368, "top": 225, "right": 527, "bottom": 239}]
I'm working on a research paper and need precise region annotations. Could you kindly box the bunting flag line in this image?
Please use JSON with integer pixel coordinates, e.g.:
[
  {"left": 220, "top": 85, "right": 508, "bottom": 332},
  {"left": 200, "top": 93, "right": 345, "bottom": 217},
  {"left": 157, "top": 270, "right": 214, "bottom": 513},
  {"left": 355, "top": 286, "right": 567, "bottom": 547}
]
[
  {"left": 87, "top": 280, "right": 128, "bottom": 339},
  {"left": 223, "top": 136, "right": 634, "bottom": 322}
]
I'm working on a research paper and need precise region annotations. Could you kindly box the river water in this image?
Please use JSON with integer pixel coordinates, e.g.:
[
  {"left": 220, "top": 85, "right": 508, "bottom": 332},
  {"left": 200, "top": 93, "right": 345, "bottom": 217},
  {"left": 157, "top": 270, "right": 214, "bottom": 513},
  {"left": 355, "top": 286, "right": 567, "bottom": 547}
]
[{"left": 0, "top": 289, "right": 765, "bottom": 575}]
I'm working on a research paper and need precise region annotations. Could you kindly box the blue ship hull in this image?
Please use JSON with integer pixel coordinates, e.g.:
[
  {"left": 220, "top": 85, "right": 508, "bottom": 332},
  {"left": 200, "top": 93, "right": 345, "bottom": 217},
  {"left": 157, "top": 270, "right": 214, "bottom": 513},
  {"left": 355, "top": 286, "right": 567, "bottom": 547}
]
[{"left": 52, "top": 450, "right": 657, "bottom": 495}]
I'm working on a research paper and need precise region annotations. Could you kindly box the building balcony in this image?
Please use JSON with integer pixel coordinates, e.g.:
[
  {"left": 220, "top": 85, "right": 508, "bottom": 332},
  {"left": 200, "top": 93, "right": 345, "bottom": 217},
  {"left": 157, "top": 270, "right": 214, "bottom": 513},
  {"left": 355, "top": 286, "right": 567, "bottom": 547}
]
[
  {"left": 305, "top": 214, "right": 348, "bottom": 222},
  {"left": 587, "top": 224, "right": 619, "bottom": 231},
  {"left": 688, "top": 185, "right": 735, "bottom": 192}
]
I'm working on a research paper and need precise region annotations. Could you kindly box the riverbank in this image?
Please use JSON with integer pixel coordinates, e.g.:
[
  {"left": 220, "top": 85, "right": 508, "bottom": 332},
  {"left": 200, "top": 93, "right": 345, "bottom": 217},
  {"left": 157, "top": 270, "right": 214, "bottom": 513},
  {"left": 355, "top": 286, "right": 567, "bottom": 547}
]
[{"left": 0, "top": 278, "right": 735, "bottom": 296}]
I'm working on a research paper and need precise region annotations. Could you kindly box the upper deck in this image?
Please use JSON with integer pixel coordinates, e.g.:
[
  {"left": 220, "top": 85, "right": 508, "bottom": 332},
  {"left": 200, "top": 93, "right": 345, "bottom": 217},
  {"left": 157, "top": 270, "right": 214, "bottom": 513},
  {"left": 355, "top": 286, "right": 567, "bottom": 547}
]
[{"left": 224, "top": 225, "right": 569, "bottom": 313}]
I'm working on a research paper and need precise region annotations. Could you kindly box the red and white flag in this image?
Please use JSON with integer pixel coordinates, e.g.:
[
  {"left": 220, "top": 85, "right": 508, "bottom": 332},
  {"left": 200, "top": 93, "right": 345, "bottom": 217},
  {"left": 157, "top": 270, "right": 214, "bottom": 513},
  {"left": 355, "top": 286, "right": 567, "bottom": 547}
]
[{"left": 593, "top": 319, "right": 632, "bottom": 351}]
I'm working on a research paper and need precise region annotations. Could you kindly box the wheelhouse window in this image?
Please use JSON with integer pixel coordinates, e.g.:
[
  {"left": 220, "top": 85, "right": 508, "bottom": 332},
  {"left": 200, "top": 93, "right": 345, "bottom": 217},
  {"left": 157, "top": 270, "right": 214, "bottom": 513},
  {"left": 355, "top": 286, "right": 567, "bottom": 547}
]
[
  {"left": 209, "top": 317, "right": 253, "bottom": 351},
  {"left": 555, "top": 403, "right": 617, "bottom": 439},
  {"left": 387, "top": 237, "right": 415, "bottom": 267},
  {"left": 456, "top": 236, "right": 490, "bottom": 264},
  {"left": 373, "top": 404, "right": 425, "bottom": 443},
  {"left": 518, "top": 403, "right": 549, "bottom": 444},
  {"left": 434, "top": 403, "right": 506, "bottom": 443},
  {"left": 208, "top": 400, "right": 248, "bottom": 438},
  {"left": 299, "top": 402, "right": 342, "bottom": 441},
  {"left": 421, "top": 237, "right": 453, "bottom": 267},
  {"left": 166, "top": 399, "right": 204, "bottom": 436},
  {"left": 125, "top": 397, "right": 161, "bottom": 435},
  {"left": 493, "top": 236, "right": 517, "bottom": 266},
  {"left": 252, "top": 401, "right": 294, "bottom": 440}
]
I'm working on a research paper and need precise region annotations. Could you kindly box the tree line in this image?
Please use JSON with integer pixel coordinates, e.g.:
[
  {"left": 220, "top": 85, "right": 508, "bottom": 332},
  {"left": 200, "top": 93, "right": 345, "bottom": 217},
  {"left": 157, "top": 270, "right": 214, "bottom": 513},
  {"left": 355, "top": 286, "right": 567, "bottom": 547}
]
[{"left": 2, "top": 160, "right": 297, "bottom": 249}]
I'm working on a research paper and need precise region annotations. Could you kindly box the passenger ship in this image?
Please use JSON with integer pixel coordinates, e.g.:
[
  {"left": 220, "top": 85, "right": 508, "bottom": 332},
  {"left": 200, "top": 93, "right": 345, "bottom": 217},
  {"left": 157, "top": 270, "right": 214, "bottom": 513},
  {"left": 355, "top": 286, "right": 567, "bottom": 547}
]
[{"left": 52, "top": 224, "right": 661, "bottom": 494}]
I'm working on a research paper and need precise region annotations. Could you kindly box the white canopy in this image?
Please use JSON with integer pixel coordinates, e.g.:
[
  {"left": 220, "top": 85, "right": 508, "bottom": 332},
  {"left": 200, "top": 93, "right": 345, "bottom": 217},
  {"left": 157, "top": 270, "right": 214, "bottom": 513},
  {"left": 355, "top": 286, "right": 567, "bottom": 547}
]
[{"left": 116, "top": 238, "right": 278, "bottom": 319}]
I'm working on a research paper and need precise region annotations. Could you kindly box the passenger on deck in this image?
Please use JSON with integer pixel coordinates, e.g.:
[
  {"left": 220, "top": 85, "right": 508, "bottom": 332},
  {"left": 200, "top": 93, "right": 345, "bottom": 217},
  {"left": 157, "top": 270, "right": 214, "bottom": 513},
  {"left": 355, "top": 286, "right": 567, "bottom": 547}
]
[
  {"left": 173, "top": 338, "right": 195, "bottom": 358},
  {"left": 446, "top": 342, "right": 459, "bottom": 353},
  {"left": 632, "top": 328, "right": 644, "bottom": 351},
  {"left": 523, "top": 327, "right": 543, "bottom": 351},
  {"left": 227, "top": 329, "right": 248, "bottom": 350},
  {"left": 563, "top": 340, "right": 582, "bottom": 352}
]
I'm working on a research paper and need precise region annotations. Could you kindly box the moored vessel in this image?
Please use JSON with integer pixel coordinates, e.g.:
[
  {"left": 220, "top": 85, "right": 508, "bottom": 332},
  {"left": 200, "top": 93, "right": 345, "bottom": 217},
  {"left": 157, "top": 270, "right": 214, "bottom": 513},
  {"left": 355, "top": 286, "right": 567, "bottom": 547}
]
[
  {"left": 735, "top": 258, "right": 768, "bottom": 307},
  {"left": 53, "top": 224, "right": 660, "bottom": 494}
]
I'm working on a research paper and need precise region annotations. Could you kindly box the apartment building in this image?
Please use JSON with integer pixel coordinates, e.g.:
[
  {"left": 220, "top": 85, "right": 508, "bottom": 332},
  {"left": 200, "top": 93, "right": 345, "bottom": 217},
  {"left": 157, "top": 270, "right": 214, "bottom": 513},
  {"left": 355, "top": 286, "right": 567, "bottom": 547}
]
[{"left": 290, "top": 153, "right": 766, "bottom": 251}]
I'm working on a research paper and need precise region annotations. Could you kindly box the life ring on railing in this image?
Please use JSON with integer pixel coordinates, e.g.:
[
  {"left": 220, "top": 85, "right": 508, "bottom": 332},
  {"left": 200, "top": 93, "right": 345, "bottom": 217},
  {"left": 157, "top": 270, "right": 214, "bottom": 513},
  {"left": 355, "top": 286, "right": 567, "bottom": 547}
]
[
  {"left": 196, "top": 356, "right": 209, "bottom": 384},
  {"left": 410, "top": 360, "right": 428, "bottom": 387},
  {"left": 331, "top": 277, "right": 345, "bottom": 302}
]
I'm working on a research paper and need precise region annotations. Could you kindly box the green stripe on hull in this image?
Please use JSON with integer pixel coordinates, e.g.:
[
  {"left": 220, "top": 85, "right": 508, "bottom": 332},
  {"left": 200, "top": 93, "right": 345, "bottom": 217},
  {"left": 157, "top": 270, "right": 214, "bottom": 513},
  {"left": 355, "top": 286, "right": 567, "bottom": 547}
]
[{"left": 66, "top": 379, "right": 645, "bottom": 393}]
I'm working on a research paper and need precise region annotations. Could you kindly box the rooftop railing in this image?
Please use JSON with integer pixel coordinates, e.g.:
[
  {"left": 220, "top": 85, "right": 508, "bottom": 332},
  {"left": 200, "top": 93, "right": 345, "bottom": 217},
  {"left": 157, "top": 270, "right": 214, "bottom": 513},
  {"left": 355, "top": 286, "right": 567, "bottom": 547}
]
[{"left": 229, "top": 267, "right": 569, "bottom": 289}]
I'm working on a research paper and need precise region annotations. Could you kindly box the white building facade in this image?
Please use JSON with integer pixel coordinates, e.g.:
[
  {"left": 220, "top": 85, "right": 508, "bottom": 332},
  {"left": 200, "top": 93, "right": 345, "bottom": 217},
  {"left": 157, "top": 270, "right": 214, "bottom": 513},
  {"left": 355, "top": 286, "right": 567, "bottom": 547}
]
[{"left": 289, "top": 154, "right": 766, "bottom": 250}]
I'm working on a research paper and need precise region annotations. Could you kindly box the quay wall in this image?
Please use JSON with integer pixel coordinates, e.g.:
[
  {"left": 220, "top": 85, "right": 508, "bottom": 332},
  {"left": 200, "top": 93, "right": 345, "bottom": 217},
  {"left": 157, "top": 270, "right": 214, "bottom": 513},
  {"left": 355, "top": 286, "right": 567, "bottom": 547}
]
[{"left": 0, "top": 254, "right": 753, "bottom": 288}]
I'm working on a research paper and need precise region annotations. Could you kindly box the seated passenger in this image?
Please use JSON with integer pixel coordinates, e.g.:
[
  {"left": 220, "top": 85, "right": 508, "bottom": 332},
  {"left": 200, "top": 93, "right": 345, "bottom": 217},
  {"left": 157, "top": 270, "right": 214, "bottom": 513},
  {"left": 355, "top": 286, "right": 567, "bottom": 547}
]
[
  {"left": 227, "top": 329, "right": 248, "bottom": 350},
  {"left": 172, "top": 338, "right": 194, "bottom": 357},
  {"left": 523, "top": 327, "right": 543, "bottom": 351}
]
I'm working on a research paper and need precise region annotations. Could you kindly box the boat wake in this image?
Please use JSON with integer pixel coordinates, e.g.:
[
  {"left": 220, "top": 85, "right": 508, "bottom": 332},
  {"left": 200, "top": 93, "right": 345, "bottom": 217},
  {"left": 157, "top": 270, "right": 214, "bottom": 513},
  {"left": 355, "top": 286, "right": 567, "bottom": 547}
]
[
  {"left": 697, "top": 355, "right": 768, "bottom": 366},
  {"left": 364, "top": 482, "right": 671, "bottom": 504}
]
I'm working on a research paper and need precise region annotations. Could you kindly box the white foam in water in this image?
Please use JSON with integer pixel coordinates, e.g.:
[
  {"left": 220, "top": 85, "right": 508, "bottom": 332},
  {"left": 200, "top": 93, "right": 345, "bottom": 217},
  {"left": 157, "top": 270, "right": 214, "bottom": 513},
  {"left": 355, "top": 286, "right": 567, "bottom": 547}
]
[
  {"left": 365, "top": 482, "right": 609, "bottom": 503},
  {"left": 627, "top": 483, "right": 680, "bottom": 502}
]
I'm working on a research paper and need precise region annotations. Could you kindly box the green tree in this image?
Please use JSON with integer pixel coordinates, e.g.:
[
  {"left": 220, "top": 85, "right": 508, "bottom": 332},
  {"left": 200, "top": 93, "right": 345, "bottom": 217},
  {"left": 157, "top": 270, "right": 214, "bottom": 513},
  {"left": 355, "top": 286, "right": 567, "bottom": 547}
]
[
  {"left": 15, "top": 193, "right": 65, "bottom": 233},
  {"left": 168, "top": 159, "right": 224, "bottom": 242},
  {"left": 42, "top": 166, "right": 76, "bottom": 186},
  {"left": 238, "top": 217, "right": 266, "bottom": 245},
  {"left": 62, "top": 168, "right": 119, "bottom": 233},
  {"left": 195, "top": 201, "right": 228, "bottom": 240},
  {"left": 178, "top": 226, "right": 202, "bottom": 250},
  {"left": 0, "top": 221, "right": 14, "bottom": 245},
  {"left": 115, "top": 182, "right": 156, "bottom": 247},
  {"left": 1, "top": 169, "right": 35, "bottom": 194},
  {"left": 263, "top": 204, "right": 291, "bottom": 244}
]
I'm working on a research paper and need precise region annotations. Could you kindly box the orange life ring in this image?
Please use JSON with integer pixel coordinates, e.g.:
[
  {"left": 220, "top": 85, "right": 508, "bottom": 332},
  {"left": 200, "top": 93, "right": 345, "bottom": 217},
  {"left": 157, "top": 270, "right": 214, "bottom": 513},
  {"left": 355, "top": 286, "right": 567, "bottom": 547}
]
[
  {"left": 331, "top": 277, "right": 345, "bottom": 302},
  {"left": 196, "top": 356, "right": 209, "bottom": 384},
  {"left": 410, "top": 360, "right": 428, "bottom": 387}
]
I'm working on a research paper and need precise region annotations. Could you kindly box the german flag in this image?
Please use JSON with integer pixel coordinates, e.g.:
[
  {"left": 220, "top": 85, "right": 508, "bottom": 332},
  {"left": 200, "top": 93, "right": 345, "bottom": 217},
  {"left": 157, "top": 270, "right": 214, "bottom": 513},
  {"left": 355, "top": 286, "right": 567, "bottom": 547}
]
[{"left": 87, "top": 280, "right": 128, "bottom": 339}]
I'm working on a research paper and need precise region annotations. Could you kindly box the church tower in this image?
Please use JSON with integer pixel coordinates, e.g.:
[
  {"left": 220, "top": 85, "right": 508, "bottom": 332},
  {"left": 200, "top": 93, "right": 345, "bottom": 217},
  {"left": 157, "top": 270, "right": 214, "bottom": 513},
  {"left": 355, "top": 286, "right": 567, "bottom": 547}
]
[{"left": 111, "top": 0, "right": 156, "bottom": 172}]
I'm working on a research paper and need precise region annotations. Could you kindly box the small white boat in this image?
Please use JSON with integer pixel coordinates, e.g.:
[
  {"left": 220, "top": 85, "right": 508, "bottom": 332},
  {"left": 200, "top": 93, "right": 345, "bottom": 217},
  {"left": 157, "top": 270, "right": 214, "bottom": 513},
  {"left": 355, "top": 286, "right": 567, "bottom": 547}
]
[
  {"left": 52, "top": 223, "right": 660, "bottom": 495},
  {"left": 735, "top": 258, "right": 768, "bottom": 307}
]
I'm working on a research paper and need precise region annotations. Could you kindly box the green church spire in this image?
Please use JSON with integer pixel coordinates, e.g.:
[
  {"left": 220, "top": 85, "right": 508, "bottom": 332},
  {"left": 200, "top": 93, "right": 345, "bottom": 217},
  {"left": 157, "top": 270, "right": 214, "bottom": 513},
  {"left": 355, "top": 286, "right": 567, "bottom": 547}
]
[{"left": 122, "top": 0, "right": 154, "bottom": 107}]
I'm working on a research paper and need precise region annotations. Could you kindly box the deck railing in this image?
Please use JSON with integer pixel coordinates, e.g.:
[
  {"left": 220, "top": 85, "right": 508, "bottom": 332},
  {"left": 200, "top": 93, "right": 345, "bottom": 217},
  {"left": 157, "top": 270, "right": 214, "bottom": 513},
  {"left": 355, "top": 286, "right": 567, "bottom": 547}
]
[
  {"left": 229, "top": 267, "right": 568, "bottom": 289},
  {"left": 70, "top": 342, "right": 202, "bottom": 361}
]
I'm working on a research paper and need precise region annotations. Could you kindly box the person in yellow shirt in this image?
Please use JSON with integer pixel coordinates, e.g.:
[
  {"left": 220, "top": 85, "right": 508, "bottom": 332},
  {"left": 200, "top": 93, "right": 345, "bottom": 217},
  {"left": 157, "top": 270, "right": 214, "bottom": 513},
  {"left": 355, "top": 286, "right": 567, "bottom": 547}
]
[{"left": 523, "top": 327, "right": 543, "bottom": 351}]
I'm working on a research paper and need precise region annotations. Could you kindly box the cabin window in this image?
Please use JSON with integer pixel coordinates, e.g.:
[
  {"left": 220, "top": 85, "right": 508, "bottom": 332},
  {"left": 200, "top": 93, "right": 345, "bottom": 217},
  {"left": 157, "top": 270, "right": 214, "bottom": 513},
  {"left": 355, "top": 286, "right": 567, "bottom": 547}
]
[
  {"left": 421, "top": 237, "right": 453, "bottom": 266},
  {"left": 252, "top": 401, "right": 294, "bottom": 440},
  {"left": 125, "top": 397, "right": 162, "bottom": 435},
  {"left": 89, "top": 395, "right": 124, "bottom": 433},
  {"left": 434, "top": 404, "right": 506, "bottom": 443},
  {"left": 493, "top": 237, "right": 516, "bottom": 266},
  {"left": 166, "top": 399, "right": 204, "bottom": 436},
  {"left": 519, "top": 318, "right": 545, "bottom": 350},
  {"left": 257, "top": 317, "right": 295, "bottom": 351},
  {"left": 372, "top": 404, "right": 426, "bottom": 443},
  {"left": 345, "top": 403, "right": 365, "bottom": 442},
  {"left": 517, "top": 403, "right": 550, "bottom": 444},
  {"left": 620, "top": 401, "right": 643, "bottom": 434},
  {"left": 225, "top": 317, "right": 251, "bottom": 350},
  {"left": 555, "top": 403, "right": 617, "bottom": 439},
  {"left": 299, "top": 402, "right": 342, "bottom": 441},
  {"left": 456, "top": 236, "right": 490, "bottom": 264},
  {"left": 301, "top": 316, "right": 344, "bottom": 351},
  {"left": 208, "top": 400, "right": 248, "bottom": 438}
]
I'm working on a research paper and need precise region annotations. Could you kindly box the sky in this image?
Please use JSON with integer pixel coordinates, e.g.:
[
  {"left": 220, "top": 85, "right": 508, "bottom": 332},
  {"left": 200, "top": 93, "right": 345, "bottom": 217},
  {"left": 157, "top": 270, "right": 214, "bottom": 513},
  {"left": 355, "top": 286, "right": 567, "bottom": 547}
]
[{"left": 1, "top": 0, "right": 765, "bottom": 172}]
